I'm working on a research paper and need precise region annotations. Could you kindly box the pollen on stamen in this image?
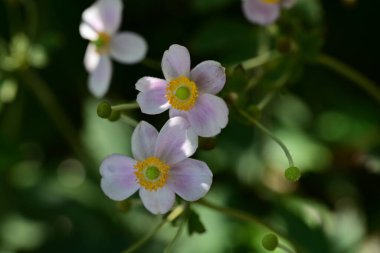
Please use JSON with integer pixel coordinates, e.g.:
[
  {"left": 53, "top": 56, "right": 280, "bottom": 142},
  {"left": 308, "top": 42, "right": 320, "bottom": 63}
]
[
  {"left": 166, "top": 76, "right": 198, "bottom": 111},
  {"left": 134, "top": 157, "right": 170, "bottom": 191}
]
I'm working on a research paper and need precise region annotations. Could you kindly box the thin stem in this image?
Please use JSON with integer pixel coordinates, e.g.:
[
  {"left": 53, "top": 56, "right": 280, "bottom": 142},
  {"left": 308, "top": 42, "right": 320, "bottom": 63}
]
[
  {"left": 278, "top": 243, "right": 296, "bottom": 253},
  {"left": 256, "top": 92, "right": 276, "bottom": 110},
  {"left": 163, "top": 212, "right": 187, "bottom": 253},
  {"left": 241, "top": 52, "right": 272, "bottom": 70},
  {"left": 196, "top": 200, "right": 300, "bottom": 252},
  {"left": 317, "top": 54, "right": 380, "bottom": 104},
  {"left": 122, "top": 219, "right": 167, "bottom": 253},
  {"left": 121, "top": 114, "right": 138, "bottom": 127},
  {"left": 112, "top": 102, "right": 139, "bottom": 111},
  {"left": 237, "top": 109, "right": 294, "bottom": 167},
  {"left": 196, "top": 199, "right": 274, "bottom": 233},
  {"left": 256, "top": 70, "right": 291, "bottom": 110},
  {"left": 122, "top": 205, "right": 186, "bottom": 253}
]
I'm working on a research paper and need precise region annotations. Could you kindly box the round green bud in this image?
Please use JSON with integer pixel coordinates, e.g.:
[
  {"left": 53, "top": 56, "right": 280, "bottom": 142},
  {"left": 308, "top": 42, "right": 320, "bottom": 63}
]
[
  {"left": 285, "top": 166, "right": 301, "bottom": 182},
  {"left": 145, "top": 166, "right": 160, "bottom": 180},
  {"left": 262, "top": 233, "right": 278, "bottom": 251},
  {"left": 97, "top": 101, "right": 112, "bottom": 119},
  {"left": 108, "top": 110, "right": 121, "bottom": 122}
]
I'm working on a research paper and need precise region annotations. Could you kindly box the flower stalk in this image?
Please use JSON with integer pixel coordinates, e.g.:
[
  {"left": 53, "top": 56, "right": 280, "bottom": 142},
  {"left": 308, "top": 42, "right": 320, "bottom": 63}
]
[
  {"left": 317, "top": 54, "right": 380, "bottom": 104},
  {"left": 122, "top": 204, "right": 186, "bottom": 253},
  {"left": 237, "top": 108, "right": 294, "bottom": 167},
  {"left": 112, "top": 102, "right": 140, "bottom": 111}
]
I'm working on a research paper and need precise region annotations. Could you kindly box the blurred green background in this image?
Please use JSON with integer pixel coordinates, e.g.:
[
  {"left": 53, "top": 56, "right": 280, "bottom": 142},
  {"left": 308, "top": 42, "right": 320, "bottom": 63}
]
[{"left": 0, "top": 0, "right": 380, "bottom": 252}]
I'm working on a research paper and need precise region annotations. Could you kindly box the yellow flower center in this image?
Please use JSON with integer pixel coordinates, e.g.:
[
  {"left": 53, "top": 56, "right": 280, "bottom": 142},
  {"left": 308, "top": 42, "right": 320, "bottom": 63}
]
[
  {"left": 166, "top": 76, "right": 198, "bottom": 111},
  {"left": 134, "top": 157, "right": 170, "bottom": 191},
  {"left": 93, "top": 32, "right": 111, "bottom": 54},
  {"left": 261, "top": 0, "right": 279, "bottom": 4}
]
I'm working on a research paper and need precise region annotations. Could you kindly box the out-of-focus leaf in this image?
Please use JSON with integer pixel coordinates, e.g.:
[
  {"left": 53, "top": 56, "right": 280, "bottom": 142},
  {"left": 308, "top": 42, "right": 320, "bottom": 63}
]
[
  {"left": 187, "top": 208, "right": 206, "bottom": 235},
  {"left": 190, "top": 18, "right": 259, "bottom": 63}
]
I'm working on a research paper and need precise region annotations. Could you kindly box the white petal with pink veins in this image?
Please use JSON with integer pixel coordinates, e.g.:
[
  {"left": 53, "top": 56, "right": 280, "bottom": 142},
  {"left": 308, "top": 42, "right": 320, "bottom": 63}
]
[
  {"left": 162, "top": 44, "right": 191, "bottom": 81},
  {"left": 110, "top": 32, "right": 148, "bottom": 64}
]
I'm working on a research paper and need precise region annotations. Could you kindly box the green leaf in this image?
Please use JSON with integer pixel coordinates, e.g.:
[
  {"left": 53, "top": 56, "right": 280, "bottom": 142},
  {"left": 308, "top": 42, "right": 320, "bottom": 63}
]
[{"left": 187, "top": 208, "right": 206, "bottom": 236}]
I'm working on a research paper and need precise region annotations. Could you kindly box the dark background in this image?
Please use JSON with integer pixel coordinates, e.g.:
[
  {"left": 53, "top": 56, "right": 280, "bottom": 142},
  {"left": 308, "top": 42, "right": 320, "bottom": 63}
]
[{"left": 0, "top": 0, "right": 379, "bottom": 252}]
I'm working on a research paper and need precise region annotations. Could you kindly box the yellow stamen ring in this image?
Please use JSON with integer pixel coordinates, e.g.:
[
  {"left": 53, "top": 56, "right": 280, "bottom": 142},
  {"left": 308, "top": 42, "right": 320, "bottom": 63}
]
[
  {"left": 93, "top": 32, "right": 111, "bottom": 54},
  {"left": 134, "top": 157, "right": 170, "bottom": 191},
  {"left": 165, "top": 76, "right": 198, "bottom": 111}
]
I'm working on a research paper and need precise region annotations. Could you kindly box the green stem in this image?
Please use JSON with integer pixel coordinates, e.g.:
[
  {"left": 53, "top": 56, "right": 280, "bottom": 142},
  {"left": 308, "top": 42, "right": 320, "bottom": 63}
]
[
  {"left": 278, "top": 243, "right": 296, "bottom": 253},
  {"left": 317, "top": 54, "right": 380, "bottom": 104},
  {"left": 196, "top": 199, "right": 272, "bottom": 230},
  {"left": 237, "top": 109, "right": 294, "bottom": 167},
  {"left": 121, "top": 114, "right": 138, "bottom": 128},
  {"left": 256, "top": 70, "right": 291, "bottom": 110},
  {"left": 122, "top": 205, "right": 186, "bottom": 253},
  {"left": 196, "top": 199, "right": 300, "bottom": 252},
  {"left": 122, "top": 219, "right": 167, "bottom": 253},
  {"left": 239, "top": 52, "right": 280, "bottom": 71},
  {"left": 163, "top": 211, "right": 187, "bottom": 253},
  {"left": 112, "top": 103, "right": 139, "bottom": 111}
]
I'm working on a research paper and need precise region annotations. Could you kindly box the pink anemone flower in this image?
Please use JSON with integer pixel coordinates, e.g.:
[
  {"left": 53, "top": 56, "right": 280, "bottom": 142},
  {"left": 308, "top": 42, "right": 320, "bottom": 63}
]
[
  {"left": 100, "top": 117, "right": 213, "bottom": 214},
  {"left": 80, "top": 0, "right": 147, "bottom": 97},
  {"left": 136, "top": 44, "right": 229, "bottom": 138},
  {"left": 242, "top": 0, "right": 296, "bottom": 26}
]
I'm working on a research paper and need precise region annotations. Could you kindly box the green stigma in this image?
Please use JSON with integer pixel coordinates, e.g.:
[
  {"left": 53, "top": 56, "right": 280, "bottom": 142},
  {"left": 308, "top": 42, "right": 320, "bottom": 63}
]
[
  {"left": 145, "top": 166, "right": 160, "bottom": 180},
  {"left": 175, "top": 86, "right": 191, "bottom": 100},
  {"left": 93, "top": 38, "right": 105, "bottom": 49}
]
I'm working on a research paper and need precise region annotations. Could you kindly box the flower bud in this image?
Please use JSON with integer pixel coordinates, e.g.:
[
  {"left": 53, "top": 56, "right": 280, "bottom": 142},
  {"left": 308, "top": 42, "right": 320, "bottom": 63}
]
[
  {"left": 262, "top": 233, "right": 278, "bottom": 251},
  {"left": 97, "top": 101, "right": 112, "bottom": 119},
  {"left": 285, "top": 166, "right": 301, "bottom": 182}
]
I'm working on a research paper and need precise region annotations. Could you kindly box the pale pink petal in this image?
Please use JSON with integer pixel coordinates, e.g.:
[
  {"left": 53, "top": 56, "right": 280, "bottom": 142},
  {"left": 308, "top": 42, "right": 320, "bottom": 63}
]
[
  {"left": 136, "top": 77, "right": 167, "bottom": 92},
  {"left": 131, "top": 121, "right": 158, "bottom": 161},
  {"left": 79, "top": 23, "right": 98, "bottom": 40},
  {"left": 82, "top": 0, "right": 122, "bottom": 34},
  {"left": 136, "top": 77, "right": 170, "bottom": 114},
  {"left": 169, "top": 108, "right": 187, "bottom": 119},
  {"left": 110, "top": 32, "right": 148, "bottom": 64},
  {"left": 168, "top": 158, "right": 212, "bottom": 201},
  {"left": 88, "top": 56, "right": 112, "bottom": 98},
  {"left": 155, "top": 117, "right": 198, "bottom": 165},
  {"left": 82, "top": 2, "right": 104, "bottom": 32},
  {"left": 187, "top": 94, "right": 229, "bottom": 137},
  {"left": 161, "top": 44, "right": 191, "bottom": 81},
  {"left": 282, "top": 0, "right": 296, "bottom": 9},
  {"left": 139, "top": 186, "right": 175, "bottom": 214},
  {"left": 100, "top": 154, "right": 139, "bottom": 201},
  {"left": 190, "top": 60, "right": 226, "bottom": 95},
  {"left": 84, "top": 44, "right": 101, "bottom": 72},
  {"left": 242, "top": 0, "right": 280, "bottom": 26}
]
